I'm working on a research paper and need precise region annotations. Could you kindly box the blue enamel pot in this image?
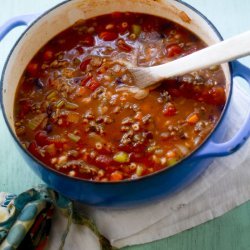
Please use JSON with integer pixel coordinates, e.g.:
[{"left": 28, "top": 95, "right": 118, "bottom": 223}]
[{"left": 1, "top": 0, "right": 250, "bottom": 207}]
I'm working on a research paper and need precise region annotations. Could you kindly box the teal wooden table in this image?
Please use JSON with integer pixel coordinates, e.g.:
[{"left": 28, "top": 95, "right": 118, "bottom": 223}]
[{"left": 0, "top": 1, "right": 250, "bottom": 249}]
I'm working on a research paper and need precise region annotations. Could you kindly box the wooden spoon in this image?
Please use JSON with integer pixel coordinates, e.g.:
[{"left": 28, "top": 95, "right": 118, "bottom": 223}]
[{"left": 130, "top": 31, "right": 250, "bottom": 88}]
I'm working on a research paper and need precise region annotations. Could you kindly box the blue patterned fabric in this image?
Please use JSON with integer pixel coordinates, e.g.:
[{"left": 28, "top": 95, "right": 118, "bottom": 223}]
[
  {"left": 0, "top": 186, "right": 114, "bottom": 250},
  {"left": 0, "top": 186, "right": 71, "bottom": 250}
]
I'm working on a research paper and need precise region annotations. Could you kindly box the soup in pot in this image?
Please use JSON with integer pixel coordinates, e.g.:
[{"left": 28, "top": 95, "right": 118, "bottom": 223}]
[{"left": 14, "top": 12, "right": 226, "bottom": 181}]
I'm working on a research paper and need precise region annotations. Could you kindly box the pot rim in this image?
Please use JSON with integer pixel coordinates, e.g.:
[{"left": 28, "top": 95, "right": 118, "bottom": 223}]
[{"left": 0, "top": 0, "right": 233, "bottom": 185}]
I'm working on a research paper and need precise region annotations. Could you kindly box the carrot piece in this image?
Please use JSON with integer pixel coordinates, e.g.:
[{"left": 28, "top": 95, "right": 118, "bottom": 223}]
[
  {"left": 27, "top": 62, "right": 38, "bottom": 76},
  {"left": 67, "top": 112, "right": 80, "bottom": 123},
  {"left": 110, "top": 171, "right": 123, "bottom": 181},
  {"left": 187, "top": 113, "right": 199, "bottom": 124},
  {"left": 43, "top": 49, "right": 54, "bottom": 61},
  {"left": 76, "top": 86, "right": 88, "bottom": 96}
]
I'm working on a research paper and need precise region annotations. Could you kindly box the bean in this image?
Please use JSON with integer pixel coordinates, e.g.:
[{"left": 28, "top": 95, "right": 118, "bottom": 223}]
[{"left": 35, "top": 78, "right": 44, "bottom": 89}]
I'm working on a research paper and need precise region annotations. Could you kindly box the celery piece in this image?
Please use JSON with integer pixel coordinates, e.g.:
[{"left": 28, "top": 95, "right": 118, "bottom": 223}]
[
  {"left": 56, "top": 99, "right": 65, "bottom": 108},
  {"left": 113, "top": 151, "right": 129, "bottom": 163},
  {"left": 132, "top": 24, "right": 141, "bottom": 37},
  {"left": 68, "top": 133, "right": 81, "bottom": 142},
  {"left": 46, "top": 90, "right": 58, "bottom": 100},
  {"left": 28, "top": 113, "right": 47, "bottom": 130},
  {"left": 167, "top": 158, "right": 178, "bottom": 167},
  {"left": 136, "top": 164, "right": 144, "bottom": 176},
  {"left": 65, "top": 101, "right": 79, "bottom": 110}
]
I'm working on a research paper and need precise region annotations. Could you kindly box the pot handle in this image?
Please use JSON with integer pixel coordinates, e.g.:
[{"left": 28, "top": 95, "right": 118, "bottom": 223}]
[
  {"left": 0, "top": 14, "right": 39, "bottom": 41},
  {"left": 0, "top": 14, "right": 39, "bottom": 109},
  {"left": 196, "top": 60, "right": 250, "bottom": 158}
]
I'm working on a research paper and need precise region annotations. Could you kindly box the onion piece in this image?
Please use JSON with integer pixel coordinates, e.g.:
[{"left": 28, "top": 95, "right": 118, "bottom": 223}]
[
  {"left": 28, "top": 113, "right": 47, "bottom": 130},
  {"left": 176, "top": 144, "right": 189, "bottom": 156},
  {"left": 116, "top": 86, "right": 149, "bottom": 100},
  {"left": 194, "top": 136, "right": 201, "bottom": 146},
  {"left": 68, "top": 133, "right": 81, "bottom": 142}
]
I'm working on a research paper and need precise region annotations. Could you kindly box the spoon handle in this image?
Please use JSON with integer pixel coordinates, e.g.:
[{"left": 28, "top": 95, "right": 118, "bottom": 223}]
[{"left": 151, "top": 30, "right": 250, "bottom": 80}]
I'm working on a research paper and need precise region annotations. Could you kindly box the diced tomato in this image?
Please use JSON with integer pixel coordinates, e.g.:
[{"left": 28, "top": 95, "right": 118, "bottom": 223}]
[
  {"left": 95, "top": 155, "right": 113, "bottom": 168},
  {"left": 80, "top": 58, "right": 91, "bottom": 71},
  {"left": 35, "top": 130, "right": 64, "bottom": 148},
  {"left": 117, "top": 39, "right": 132, "bottom": 52},
  {"left": 43, "top": 49, "right": 54, "bottom": 61},
  {"left": 49, "top": 137, "right": 64, "bottom": 149},
  {"left": 99, "top": 31, "right": 118, "bottom": 41},
  {"left": 179, "top": 82, "right": 195, "bottom": 98},
  {"left": 28, "top": 141, "right": 41, "bottom": 159},
  {"left": 86, "top": 78, "right": 100, "bottom": 91},
  {"left": 111, "top": 12, "right": 123, "bottom": 19},
  {"left": 167, "top": 88, "right": 181, "bottom": 97},
  {"left": 81, "top": 34, "right": 95, "bottom": 47},
  {"left": 141, "top": 16, "right": 160, "bottom": 32},
  {"left": 166, "top": 44, "right": 182, "bottom": 58},
  {"left": 35, "top": 131, "right": 50, "bottom": 146},
  {"left": 118, "top": 22, "right": 128, "bottom": 34},
  {"left": 163, "top": 103, "right": 177, "bottom": 116},
  {"left": 208, "top": 86, "right": 226, "bottom": 105},
  {"left": 26, "top": 62, "right": 39, "bottom": 76},
  {"left": 81, "top": 76, "right": 92, "bottom": 86},
  {"left": 141, "top": 157, "right": 156, "bottom": 167},
  {"left": 130, "top": 152, "right": 144, "bottom": 161},
  {"left": 134, "top": 144, "right": 148, "bottom": 153},
  {"left": 21, "top": 80, "right": 33, "bottom": 93},
  {"left": 96, "top": 146, "right": 113, "bottom": 154},
  {"left": 75, "top": 46, "right": 85, "bottom": 54},
  {"left": 119, "top": 142, "right": 146, "bottom": 154},
  {"left": 142, "top": 21, "right": 154, "bottom": 32},
  {"left": 19, "top": 100, "right": 31, "bottom": 118}
]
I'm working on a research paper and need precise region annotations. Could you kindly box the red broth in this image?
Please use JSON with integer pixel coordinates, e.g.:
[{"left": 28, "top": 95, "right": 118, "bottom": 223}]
[{"left": 14, "top": 13, "right": 226, "bottom": 181}]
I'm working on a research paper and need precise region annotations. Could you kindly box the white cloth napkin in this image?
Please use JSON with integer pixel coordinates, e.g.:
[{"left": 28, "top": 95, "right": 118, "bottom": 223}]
[{"left": 47, "top": 79, "right": 250, "bottom": 249}]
